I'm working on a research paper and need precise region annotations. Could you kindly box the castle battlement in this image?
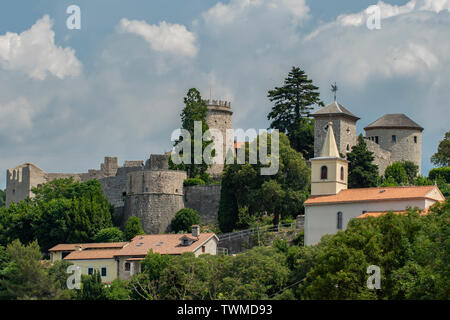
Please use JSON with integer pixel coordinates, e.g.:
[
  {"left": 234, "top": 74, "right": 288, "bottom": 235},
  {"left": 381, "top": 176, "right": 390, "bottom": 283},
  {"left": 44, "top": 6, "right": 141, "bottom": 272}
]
[{"left": 204, "top": 99, "right": 231, "bottom": 108}]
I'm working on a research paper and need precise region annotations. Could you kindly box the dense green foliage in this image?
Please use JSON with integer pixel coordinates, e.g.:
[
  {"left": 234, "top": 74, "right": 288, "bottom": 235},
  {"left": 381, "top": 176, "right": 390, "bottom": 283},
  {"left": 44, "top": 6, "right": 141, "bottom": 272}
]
[
  {"left": 431, "top": 130, "right": 450, "bottom": 167},
  {"left": 130, "top": 246, "right": 290, "bottom": 300},
  {"left": 169, "top": 88, "right": 214, "bottom": 182},
  {"left": 0, "top": 240, "right": 71, "bottom": 300},
  {"left": 183, "top": 178, "right": 206, "bottom": 186},
  {"left": 347, "top": 134, "right": 379, "bottom": 188},
  {"left": 0, "top": 189, "right": 5, "bottom": 207},
  {"left": 384, "top": 162, "right": 409, "bottom": 185},
  {"left": 93, "top": 227, "right": 124, "bottom": 243},
  {"left": 0, "top": 178, "right": 114, "bottom": 252},
  {"left": 78, "top": 271, "right": 107, "bottom": 300},
  {"left": 293, "top": 200, "right": 450, "bottom": 299},
  {"left": 429, "top": 167, "right": 450, "bottom": 183},
  {"left": 171, "top": 208, "right": 200, "bottom": 233},
  {"left": 267, "top": 66, "right": 323, "bottom": 159},
  {"left": 218, "top": 132, "right": 310, "bottom": 232},
  {"left": 124, "top": 216, "right": 145, "bottom": 241}
]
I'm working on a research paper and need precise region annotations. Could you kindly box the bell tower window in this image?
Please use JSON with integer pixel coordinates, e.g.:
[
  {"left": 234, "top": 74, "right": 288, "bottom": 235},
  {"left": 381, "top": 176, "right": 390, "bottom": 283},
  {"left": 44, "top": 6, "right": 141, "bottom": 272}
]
[
  {"left": 320, "top": 166, "right": 328, "bottom": 180},
  {"left": 340, "top": 166, "right": 344, "bottom": 180}
]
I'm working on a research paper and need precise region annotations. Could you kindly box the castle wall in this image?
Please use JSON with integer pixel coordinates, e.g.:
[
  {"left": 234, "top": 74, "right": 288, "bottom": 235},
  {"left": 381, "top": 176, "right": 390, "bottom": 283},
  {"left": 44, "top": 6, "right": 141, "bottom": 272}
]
[
  {"left": 6, "top": 164, "right": 46, "bottom": 207},
  {"left": 184, "top": 185, "right": 221, "bottom": 225},
  {"left": 124, "top": 194, "right": 185, "bottom": 234},
  {"left": 365, "top": 128, "right": 422, "bottom": 173},
  {"left": 124, "top": 169, "right": 187, "bottom": 234},
  {"left": 314, "top": 116, "right": 357, "bottom": 158},
  {"left": 365, "top": 139, "right": 392, "bottom": 175}
]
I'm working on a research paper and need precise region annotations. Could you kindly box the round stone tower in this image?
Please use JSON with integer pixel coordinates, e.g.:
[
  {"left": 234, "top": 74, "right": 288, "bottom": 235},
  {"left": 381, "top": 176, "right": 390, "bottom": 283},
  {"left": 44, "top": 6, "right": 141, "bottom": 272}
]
[
  {"left": 124, "top": 154, "right": 187, "bottom": 234},
  {"left": 204, "top": 99, "right": 233, "bottom": 178},
  {"left": 364, "top": 114, "right": 423, "bottom": 173}
]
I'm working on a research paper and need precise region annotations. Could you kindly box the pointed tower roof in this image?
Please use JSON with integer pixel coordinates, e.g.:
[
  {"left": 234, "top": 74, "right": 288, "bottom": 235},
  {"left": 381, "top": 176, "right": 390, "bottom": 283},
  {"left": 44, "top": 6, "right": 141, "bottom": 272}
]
[
  {"left": 312, "top": 101, "right": 360, "bottom": 121},
  {"left": 320, "top": 122, "right": 340, "bottom": 157}
]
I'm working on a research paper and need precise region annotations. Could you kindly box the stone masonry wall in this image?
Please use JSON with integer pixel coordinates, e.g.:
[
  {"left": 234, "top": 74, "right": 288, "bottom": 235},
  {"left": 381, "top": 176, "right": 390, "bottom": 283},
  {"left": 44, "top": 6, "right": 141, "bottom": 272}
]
[
  {"left": 184, "top": 185, "right": 221, "bottom": 225},
  {"left": 365, "top": 139, "right": 392, "bottom": 175},
  {"left": 314, "top": 116, "right": 357, "bottom": 158}
]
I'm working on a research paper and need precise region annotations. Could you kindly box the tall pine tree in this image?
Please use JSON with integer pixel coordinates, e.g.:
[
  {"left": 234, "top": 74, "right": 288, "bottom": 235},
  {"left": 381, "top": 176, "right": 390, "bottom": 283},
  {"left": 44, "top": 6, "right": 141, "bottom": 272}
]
[
  {"left": 347, "top": 134, "right": 379, "bottom": 188},
  {"left": 267, "top": 66, "right": 323, "bottom": 159}
]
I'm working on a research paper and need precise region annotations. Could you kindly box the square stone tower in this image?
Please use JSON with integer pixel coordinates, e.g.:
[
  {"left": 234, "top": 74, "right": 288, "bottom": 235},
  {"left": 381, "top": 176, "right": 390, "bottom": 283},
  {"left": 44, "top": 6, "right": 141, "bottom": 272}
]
[{"left": 312, "top": 101, "right": 360, "bottom": 158}]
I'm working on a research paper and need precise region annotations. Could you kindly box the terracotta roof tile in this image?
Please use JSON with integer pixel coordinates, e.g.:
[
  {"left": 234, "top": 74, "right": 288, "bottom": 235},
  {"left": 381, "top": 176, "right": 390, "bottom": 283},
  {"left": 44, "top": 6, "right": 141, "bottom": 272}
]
[
  {"left": 358, "top": 207, "right": 430, "bottom": 219},
  {"left": 304, "top": 185, "right": 443, "bottom": 205},
  {"left": 115, "top": 233, "right": 217, "bottom": 256},
  {"left": 64, "top": 249, "right": 123, "bottom": 260},
  {"left": 49, "top": 242, "right": 127, "bottom": 252}
]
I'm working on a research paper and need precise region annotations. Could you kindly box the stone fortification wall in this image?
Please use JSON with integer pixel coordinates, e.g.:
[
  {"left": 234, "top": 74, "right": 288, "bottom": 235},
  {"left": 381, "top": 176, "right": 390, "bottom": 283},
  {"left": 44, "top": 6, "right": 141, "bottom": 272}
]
[{"left": 184, "top": 185, "right": 221, "bottom": 225}]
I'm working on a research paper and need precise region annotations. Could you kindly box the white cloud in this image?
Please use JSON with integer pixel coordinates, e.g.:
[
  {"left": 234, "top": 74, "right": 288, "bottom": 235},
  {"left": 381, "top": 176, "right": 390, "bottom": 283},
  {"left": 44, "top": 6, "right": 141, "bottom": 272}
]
[
  {"left": 0, "top": 97, "right": 34, "bottom": 141},
  {"left": 0, "top": 15, "right": 82, "bottom": 80},
  {"left": 118, "top": 19, "right": 198, "bottom": 57},
  {"left": 203, "top": 0, "right": 309, "bottom": 25}
]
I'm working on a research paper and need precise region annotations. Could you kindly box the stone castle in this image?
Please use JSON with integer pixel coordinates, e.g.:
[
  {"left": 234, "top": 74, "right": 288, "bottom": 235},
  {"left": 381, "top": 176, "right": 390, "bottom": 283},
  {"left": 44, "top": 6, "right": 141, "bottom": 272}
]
[
  {"left": 312, "top": 101, "right": 423, "bottom": 174},
  {"left": 5, "top": 99, "right": 423, "bottom": 234}
]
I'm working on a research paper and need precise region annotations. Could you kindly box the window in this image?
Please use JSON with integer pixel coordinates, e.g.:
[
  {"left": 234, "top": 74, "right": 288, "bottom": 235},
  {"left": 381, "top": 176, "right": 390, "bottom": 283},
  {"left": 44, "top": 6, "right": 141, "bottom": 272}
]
[
  {"left": 101, "top": 267, "right": 107, "bottom": 277},
  {"left": 88, "top": 267, "right": 94, "bottom": 275},
  {"left": 320, "top": 166, "right": 328, "bottom": 180},
  {"left": 392, "top": 135, "right": 397, "bottom": 143},
  {"left": 375, "top": 136, "right": 379, "bottom": 144},
  {"left": 124, "top": 263, "right": 130, "bottom": 272},
  {"left": 337, "top": 212, "right": 343, "bottom": 230},
  {"left": 346, "top": 144, "right": 350, "bottom": 151},
  {"left": 183, "top": 239, "right": 190, "bottom": 246},
  {"left": 340, "top": 167, "right": 344, "bottom": 181},
  {"left": 202, "top": 246, "right": 206, "bottom": 253},
  {"left": 414, "top": 136, "right": 417, "bottom": 144}
]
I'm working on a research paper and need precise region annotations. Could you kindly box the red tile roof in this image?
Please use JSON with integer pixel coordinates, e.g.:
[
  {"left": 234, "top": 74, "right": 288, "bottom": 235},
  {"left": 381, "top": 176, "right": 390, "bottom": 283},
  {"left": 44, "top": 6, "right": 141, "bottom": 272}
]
[
  {"left": 305, "top": 185, "right": 443, "bottom": 206},
  {"left": 49, "top": 242, "right": 127, "bottom": 252},
  {"left": 64, "top": 249, "right": 124, "bottom": 260},
  {"left": 114, "top": 233, "right": 218, "bottom": 256},
  {"left": 358, "top": 207, "right": 431, "bottom": 219}
]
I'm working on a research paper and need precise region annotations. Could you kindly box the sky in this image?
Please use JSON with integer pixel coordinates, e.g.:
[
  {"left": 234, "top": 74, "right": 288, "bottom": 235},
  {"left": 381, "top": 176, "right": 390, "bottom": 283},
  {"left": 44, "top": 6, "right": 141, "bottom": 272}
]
[{"left": 0, "top": 0, "right": 449, "bottom": 188}]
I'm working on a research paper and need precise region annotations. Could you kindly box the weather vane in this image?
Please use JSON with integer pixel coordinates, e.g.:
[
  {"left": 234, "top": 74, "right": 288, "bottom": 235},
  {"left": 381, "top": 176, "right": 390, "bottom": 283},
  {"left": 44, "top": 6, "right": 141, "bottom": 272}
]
[{"left": 331, "top": 82, "right": 338, "bottom": 102}]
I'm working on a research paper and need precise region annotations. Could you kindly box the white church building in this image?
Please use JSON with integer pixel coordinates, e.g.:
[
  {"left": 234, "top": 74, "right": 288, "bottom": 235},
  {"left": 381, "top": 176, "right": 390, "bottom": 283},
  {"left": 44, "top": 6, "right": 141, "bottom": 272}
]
[{"left": 304, "top": 122, "right": 445, "bottom": 246}]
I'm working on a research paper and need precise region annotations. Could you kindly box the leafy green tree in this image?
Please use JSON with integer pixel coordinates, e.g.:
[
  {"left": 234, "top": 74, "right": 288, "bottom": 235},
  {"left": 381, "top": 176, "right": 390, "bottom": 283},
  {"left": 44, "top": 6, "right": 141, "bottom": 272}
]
[
  {"left": 78, "top": 270, "right": 107, "bottom": 300},
  {"left": 141, "top": 250, "right": 172, "bottom": 281},
  {"left": 431, "top": 130, "right": 450, "bottom": 167},
  {"left": 429, "top": 167, "right": 450, "bottom": 183},
  {"left": 400, "top": 161, "right": 419, "bottom": 184},
  {"left": 105, "top": 279, "right": 130, "bottom": 300},
  {"left": 170, "top": 88, "right": 214, "bottom": 181},
  {"left": 171, "top": 208, "right": 200, "bottom": 233},
  {"left": 347, "top": 135, "right": 379, "bottom": 188},
  {"left": 414, "top": 175, "right": 433, "bottom": 186},
  {"left": 218, "top": 132, "right": 310, "bottom": 232},
  {"left": 384, "top": 162, "right": 409, "bottom": 185},
  {"left": 93, "top": 227, "right": 124, "bottom": 243},
  {"left": 124, "top": 216, "right": 145, "bottom": 241},
  {"left": 267, "top": 66, "right": 323, "bottom": 159},
  {"left": 0, "top": 240, "right": 55, "bottom": 300},
  {"left": 0, "top": 189, "right": 5, "bottom": 207}
]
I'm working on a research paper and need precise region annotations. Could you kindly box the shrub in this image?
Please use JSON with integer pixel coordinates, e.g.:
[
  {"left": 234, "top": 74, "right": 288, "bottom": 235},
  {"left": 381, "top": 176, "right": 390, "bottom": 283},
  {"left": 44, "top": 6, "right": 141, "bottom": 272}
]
[
  {"left": 183, "top": 178, "right": 206, "bottom": 186},
  {"left": 429, "top": 167, "right": 450, "bottom": 184},
  {"left": 125, "top": 216, "right": 145, "bottom": 241},
  {"left": 171, "top": 208, "right": 200, "bottom": 233}
]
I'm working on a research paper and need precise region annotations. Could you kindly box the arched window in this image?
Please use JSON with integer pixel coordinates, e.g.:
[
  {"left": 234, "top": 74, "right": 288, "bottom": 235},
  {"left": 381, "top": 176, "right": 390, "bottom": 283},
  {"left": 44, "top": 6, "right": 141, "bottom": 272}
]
[
  {"left": 320, "top": 166, "right": 328, "bottom": 180},
  {"left": 337, "top": 212, "right": 343, "bottom": 230},
  {"left": 340, "top": 166, "right": 344, "bottom": 180}
]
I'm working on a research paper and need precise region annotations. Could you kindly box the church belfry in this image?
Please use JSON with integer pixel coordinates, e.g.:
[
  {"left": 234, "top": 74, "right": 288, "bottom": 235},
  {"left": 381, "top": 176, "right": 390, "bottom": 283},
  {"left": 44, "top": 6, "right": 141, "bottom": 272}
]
[{"left": 310, "top": 122, "right": 348, "bottom": 196}]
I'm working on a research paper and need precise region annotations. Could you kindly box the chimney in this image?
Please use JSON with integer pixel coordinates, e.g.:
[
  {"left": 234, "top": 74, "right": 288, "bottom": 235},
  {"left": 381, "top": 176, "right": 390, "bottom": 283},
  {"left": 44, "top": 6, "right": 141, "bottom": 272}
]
[
  {"left": 75, "top": 245, "right": 82, "bottom": 251},
  {"left": 191, "top": 225, "right": 200, "bottom": 238}
]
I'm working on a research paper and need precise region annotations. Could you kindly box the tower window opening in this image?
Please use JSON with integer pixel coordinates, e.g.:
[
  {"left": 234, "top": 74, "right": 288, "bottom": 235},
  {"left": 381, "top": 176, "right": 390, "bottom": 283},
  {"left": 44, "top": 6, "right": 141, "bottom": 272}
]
[
  {"left": 375, "top": 136, "right": 379, "bottom": 144},
  {"left": 392, "top": 135, "right": 397, "bottom": 143},
  {"left": 337, "top": 212, "right": 343, "bottom": 230},
  {"left": 346, "top": 144, "right": 350, "bottom": 151},
  {"left": 340, "top": 166, "right": 344, "bottom": 181},
  {"left": 320, "top": 166, "right": 328, "bottom": 180},
  {"left": 414, "top": 136, "right": 417, "bottom": 144}
]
